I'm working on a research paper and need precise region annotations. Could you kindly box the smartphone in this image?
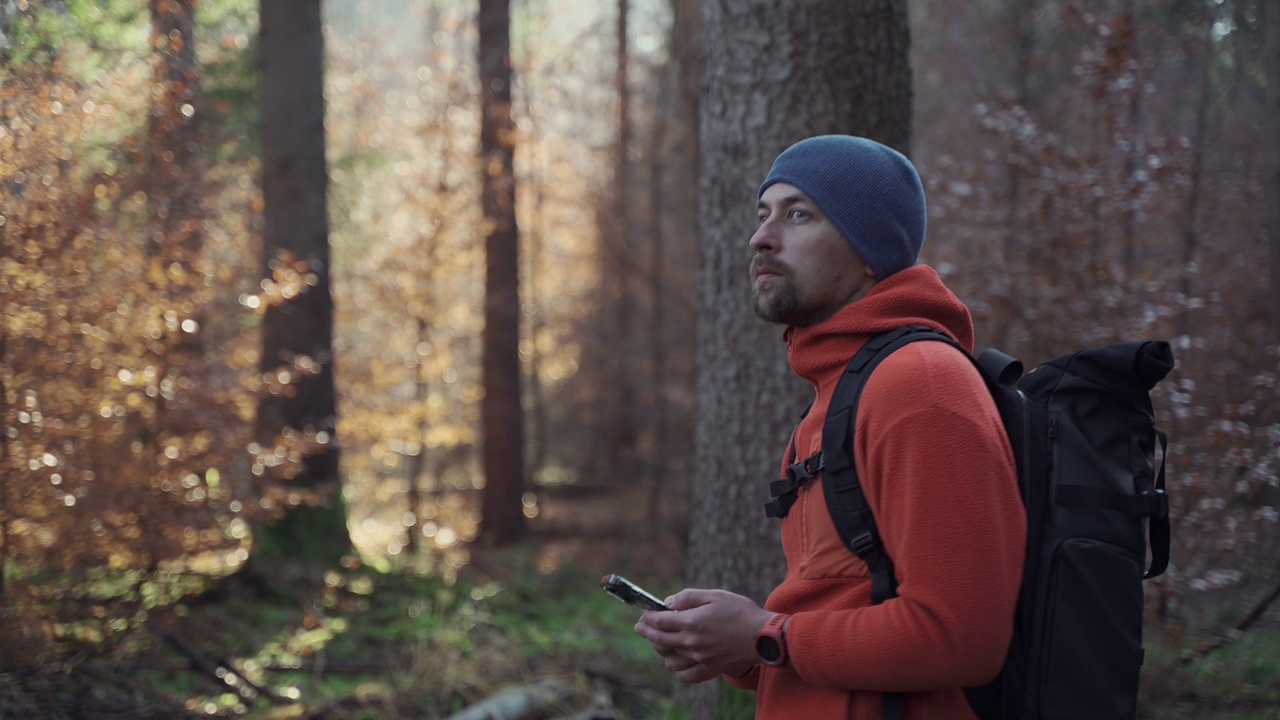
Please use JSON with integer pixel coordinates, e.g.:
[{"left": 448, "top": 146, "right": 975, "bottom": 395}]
[{"left": 600, "top": 574, "right": 671, "bottom": 611}]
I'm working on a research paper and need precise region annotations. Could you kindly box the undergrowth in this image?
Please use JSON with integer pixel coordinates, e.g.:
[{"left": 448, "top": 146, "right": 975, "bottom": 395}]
[{"left": 2, "top": 556, "right": 1278, "bottom": 719}]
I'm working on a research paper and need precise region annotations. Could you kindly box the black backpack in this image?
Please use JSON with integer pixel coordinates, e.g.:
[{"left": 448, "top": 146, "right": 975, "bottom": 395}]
[{"left": 765, "top": 325, "right": 1174, "bottom": 720}]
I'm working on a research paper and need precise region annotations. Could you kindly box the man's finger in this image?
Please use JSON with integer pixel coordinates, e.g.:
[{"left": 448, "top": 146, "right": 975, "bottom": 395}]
[
  {"left": 639, "top": 608, "right": 692, "bottom": 633},
  {"left": 651, "top": 642, "right": 682, "bottom": 659},
  {"left": 674, "top": 664, "right": 719, "bottom": 684},
  {"left": 635, "top": 619, "right": 680, "bottom": 648},
  {"left": 664, "top": 588, "right": 718, "bottom": 611},
  {"left": 665, "top": 654, "right": 697, "bottom": 672}
]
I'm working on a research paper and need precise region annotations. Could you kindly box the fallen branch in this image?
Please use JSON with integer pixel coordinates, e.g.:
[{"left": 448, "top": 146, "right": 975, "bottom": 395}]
[
  {"left": 443, "top": 681, "right": 576, "bottom": 720},
  {"left": 151, "top": 624, "right": 288, "bottom": 704},
  {"left": 1178, "top": 575, "right": 1280, "bottom": 665},
  {"left": 1232, "top": 575, "right": 1280, "bottom": 634}
]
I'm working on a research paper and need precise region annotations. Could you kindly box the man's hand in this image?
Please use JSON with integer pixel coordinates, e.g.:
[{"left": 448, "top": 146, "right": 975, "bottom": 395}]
[{"left": 634, "top": 588, "right": 775, "bottom": 683}]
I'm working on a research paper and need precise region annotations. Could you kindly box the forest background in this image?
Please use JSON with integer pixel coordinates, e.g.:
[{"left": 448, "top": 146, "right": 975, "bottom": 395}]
[{"left": 2, "top": 0, "right": 1279, "bottom": 718}]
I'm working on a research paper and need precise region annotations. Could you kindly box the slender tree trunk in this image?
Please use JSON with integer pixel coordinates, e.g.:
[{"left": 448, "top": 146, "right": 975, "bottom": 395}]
[
  {"left": 646, "top": 60, "right": 673, "bottom": 522},
  {"left": 1118, "top": 2, "right": 1141, "bottom": 280},
  {"left": 143, "top": 0, "right": 203, "bottom": 576},
  {"left": 0, "top": 331, "right": 7, "bottom": 598},
  {"left": 146, "top": 0, "right": 203, "bottom": 394},
  {"left": 597, "top": 0, "right": 637, "bottom": 482},
  {"left": 515, "top": 9, "right": 548, "bottom": 486},
  {"left": 148, "top": 0, "right": 201, "bottom": 266},
  {"left": 254, "top": 0, "right": 351, "bottom": 568},
  {"left": 527, "top": 142, "right": 549, "bottom": 485},
  {"left": 1264, "top": 0, "right": 1280, "bottom": 342},
  {"left": 407, "top": 316, "right": 430, "bottom": 556},
  {"left": 998, "top": 0, "right": 1035, "bottom": 352},
  {"left": 691, "top": 1, "right": 912, "bottom": 717},
  {"left": 1178, "top": 62, "right": 1211, "bottom": 339},
  {"left": 478, "top": 0, "right": 526, "bottom": 546}
]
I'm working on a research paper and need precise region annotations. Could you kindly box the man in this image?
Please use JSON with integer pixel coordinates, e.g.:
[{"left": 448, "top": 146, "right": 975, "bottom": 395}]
[{"left": 634, "top": 135, "right": 1026, "bottom": 719}]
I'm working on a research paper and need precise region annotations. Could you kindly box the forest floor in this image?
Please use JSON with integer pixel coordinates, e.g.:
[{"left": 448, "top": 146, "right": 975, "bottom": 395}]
[{"left": 2, "top": 487, "right": 1278, "bottom": 719}]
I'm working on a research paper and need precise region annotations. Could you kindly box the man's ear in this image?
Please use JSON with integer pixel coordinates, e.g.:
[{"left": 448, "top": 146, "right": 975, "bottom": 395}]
[{"left": 864, "top": 264, "right": 878, "bottom": 280}]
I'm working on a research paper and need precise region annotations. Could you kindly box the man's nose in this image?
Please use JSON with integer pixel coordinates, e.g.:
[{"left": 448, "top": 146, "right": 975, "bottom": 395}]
[{"left": 749, "top": 221, "right": 778, "bottom": 253}]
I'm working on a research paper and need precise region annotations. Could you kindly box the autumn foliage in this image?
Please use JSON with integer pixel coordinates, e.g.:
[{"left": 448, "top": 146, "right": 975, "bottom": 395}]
[{"left": 0, "top": 55, "right": 254, "bottom": 667}]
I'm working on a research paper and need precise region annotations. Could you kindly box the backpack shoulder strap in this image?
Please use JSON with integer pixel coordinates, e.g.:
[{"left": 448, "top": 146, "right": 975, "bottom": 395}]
[
  {"left": 822, "top": 325, "right": 966, "bottom": 720},
  {"left": 821, "top": 325, "right": 966, "bottom": 604}
]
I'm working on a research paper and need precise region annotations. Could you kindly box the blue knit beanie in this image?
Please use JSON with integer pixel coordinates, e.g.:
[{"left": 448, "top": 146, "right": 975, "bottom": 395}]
[{"left": 758, "top": 135, "right": 926, "bottom": 279}]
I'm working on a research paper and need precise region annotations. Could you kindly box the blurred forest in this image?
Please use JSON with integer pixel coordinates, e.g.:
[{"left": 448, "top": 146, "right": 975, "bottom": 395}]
[{"left": 1, "top": 0, "right": 1278, "bottom": 718}]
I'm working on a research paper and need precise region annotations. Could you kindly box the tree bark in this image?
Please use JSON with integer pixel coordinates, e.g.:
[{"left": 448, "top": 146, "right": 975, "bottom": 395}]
[
  {"left": 690, "top": 1, "right": 913, "bottom": 717},
  {"left": 253, "top": 0, "right": 351, "bottom": 567},
  {"left": 478, "top": 0, "right": 526, "bottom": 546}
]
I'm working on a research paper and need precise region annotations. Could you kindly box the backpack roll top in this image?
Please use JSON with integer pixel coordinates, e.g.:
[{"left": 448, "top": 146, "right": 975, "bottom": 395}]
[{"left": 1019, "top": 340, "right": 1174, "bottom": 580}]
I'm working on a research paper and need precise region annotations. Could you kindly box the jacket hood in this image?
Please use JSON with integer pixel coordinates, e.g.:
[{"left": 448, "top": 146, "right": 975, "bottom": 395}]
[{"left": 783, "top": 265, "right": 974, "bottom": 388}]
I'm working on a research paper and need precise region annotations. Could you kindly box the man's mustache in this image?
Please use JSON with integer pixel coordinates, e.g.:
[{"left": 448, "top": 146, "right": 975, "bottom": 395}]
[{"left": 751, "top": 257, "right": 790, "bottom": 278}]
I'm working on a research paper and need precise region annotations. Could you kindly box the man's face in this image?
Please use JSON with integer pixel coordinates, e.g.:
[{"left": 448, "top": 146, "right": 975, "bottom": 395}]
[{"left": 750, "top": 183, "right": 875, "bottom": 326}]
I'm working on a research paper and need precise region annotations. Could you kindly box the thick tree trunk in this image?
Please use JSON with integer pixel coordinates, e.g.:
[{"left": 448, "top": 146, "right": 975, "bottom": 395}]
[
  {"left": 690, "top": 1, "right": 912, "bottom": 717},
  {"left": 478, "top": 0, "right": 526, "bottom": 546},
  {"left": 254, "top": 0, "right": 351, "bottom": 567}
]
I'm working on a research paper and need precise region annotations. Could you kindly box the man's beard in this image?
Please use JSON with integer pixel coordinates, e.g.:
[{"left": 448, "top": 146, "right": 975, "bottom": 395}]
[
  {"left": 752, "top": 279, "right": 798, "bottom": 324},
  {"left": 752, "top": 277, "right": 828, "bottom": 326}
]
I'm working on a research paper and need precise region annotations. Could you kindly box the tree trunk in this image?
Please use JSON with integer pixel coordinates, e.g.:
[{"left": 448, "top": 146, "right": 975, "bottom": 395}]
[
  {"left": 0, "top": 330, "right": 7, "bottom": 598},
  {"left": 589, "top": 0, "right": 638, "bottom": 485},
  {"left": 148, "top": 0, "right": 201, "bottom": 262},
  {"left": 1264, "top": 0, "right": 1280, "bottom": 342},
  {"left": 1178, "top": 61, "right": 1211, "bottom": 339},
  {"left": 143, "top": 0, "right": 204, "bottom": 575},
  {"left": 611, "top": 0, "right": 637, "bottom": 480},
  {"left": 690, "top": 1, "right": 912, "bottom": 717},
  {"left": 253, "top": 0, "right": 351, "bottom": 568},
  {"left": 478, "top": 0, "right": 526, "bottom": 546},
  {"left": 994, "top": 0, "right": 1035, "bottom": 352},
  {"left": 645, "top": 57, "right": 673, "bottom": 522},
  {"left": 407, "top": 316, "right": 431, "bottom": 556}
]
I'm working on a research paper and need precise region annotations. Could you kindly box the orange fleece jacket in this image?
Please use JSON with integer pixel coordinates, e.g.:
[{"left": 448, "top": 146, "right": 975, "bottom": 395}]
[{"left": 728, "top": 266, "right": 1025, "bottom": 720}]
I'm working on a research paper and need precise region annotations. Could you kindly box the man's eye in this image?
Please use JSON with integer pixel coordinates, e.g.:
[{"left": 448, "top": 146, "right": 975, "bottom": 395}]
[
  {"left": 757, "top": 214, "right": 769, "bottom": 224},
  {"left": 788, "top": 208, "right": 808, "bottom": 220}
]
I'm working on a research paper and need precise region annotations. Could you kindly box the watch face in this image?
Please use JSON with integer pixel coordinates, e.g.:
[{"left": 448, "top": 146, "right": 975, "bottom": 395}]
[{"left": 756, "top": 635, "right": 783, "bottom": 664}]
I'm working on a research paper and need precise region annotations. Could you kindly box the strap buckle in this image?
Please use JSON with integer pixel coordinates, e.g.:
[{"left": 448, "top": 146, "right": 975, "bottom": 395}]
[
  {"left": 849, "top": 529, "right": 880, "bottom": 563},
  {"left": 784, "top": 452, "right": 824, "bottom": 484},
  {"left": 766, "top": 452, "right": 825, "bottom": 519}
]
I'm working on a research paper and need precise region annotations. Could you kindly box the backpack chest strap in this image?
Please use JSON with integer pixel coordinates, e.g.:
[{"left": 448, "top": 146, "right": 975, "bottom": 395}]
[{"left": 764, "top": 450, "right": 824, "bottom": 519}]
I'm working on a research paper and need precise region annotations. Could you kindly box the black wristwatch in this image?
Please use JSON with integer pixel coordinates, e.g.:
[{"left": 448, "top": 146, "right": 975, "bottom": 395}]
[{"left": 754, "top": 613, "right": 789, "bottom": 667}]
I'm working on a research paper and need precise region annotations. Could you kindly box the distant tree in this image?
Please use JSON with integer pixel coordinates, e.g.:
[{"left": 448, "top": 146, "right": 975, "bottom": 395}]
[
  {"left": 478, "top": 0, "right": 526, "bottom": 545},
  {"left": 253, "top": 0, "right": 351, "bottom": 567},
  {"left": 148, "top": 0, "right": 200, "bottom": 266},
  {"left": 1265, "top": 0, "right": 1280, "bottom": 342},
  {"left": 601, "top": 0, "right": 638, "bottom": 482},
  {"left": 689, "top": 0, "right": 912, "bottom": 716}
]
